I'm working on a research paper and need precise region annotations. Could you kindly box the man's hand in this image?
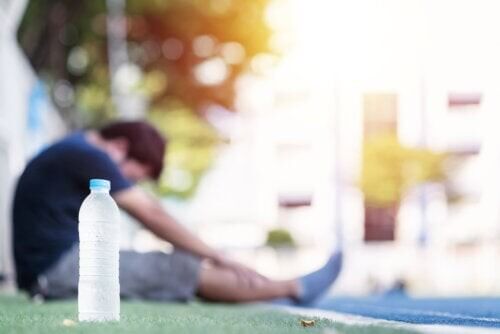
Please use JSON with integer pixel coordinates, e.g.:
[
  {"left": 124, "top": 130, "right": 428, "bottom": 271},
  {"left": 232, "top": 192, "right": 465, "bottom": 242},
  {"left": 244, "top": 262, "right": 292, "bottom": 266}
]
[{"left": 212, "top": 255, "right": 269, "bottom": 288}]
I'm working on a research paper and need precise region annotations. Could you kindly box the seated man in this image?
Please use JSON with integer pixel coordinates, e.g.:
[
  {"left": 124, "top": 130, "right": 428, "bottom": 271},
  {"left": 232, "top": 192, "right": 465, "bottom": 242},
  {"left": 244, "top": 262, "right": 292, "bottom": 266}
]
[{"left": 13, "top": 121, "right": 342, "bottom": 304}]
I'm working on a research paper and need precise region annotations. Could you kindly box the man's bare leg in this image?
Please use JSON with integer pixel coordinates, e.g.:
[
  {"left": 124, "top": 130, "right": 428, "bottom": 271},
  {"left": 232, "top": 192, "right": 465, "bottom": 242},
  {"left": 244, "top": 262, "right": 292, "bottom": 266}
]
[
  {"left": 197, "top": 265, "right": 299, "bottom": 302},
  {"left": 197, "top": 250, "right": 343, "bottom": 304}
]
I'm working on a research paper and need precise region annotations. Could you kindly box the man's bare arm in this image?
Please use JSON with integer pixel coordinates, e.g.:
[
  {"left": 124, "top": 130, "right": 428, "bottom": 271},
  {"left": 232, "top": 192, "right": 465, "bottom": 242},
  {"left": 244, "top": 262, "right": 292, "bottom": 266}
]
[{"left": 114, "top": 186, "right": 220, "bottom": 261}]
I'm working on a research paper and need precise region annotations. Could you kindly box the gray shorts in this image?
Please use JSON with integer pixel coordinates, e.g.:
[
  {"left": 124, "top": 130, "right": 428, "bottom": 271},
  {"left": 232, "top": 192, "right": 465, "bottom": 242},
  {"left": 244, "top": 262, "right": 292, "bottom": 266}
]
[{"left": 38, "top": 245, "right": 202, "bottom": 301}]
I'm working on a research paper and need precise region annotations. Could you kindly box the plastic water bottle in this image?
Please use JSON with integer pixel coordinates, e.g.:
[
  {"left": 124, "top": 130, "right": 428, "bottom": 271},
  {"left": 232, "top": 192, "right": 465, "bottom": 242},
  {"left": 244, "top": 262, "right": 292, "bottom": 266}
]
[{"left": 78, "top": 179, "right": 120, "bottom": 322}]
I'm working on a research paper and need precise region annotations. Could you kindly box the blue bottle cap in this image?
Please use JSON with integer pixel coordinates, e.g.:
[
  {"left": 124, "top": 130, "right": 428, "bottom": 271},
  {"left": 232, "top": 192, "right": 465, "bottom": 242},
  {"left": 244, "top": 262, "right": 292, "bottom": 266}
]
[{"left": 89, "top": 179, "right": 111, "bottom": 190}]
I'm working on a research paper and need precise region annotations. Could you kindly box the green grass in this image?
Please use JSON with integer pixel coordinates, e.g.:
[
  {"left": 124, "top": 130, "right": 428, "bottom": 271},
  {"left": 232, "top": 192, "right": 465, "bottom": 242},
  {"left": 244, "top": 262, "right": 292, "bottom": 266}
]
[{"left": 0, "top": 295, "right": 416, "bottom": 334}]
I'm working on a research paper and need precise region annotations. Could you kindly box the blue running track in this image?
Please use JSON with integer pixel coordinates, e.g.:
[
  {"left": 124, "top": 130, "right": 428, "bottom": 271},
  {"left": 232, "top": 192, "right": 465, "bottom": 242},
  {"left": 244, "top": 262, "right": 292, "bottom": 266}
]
[{"left": 317, "top": 295, "right": 500, "bottom": 328}]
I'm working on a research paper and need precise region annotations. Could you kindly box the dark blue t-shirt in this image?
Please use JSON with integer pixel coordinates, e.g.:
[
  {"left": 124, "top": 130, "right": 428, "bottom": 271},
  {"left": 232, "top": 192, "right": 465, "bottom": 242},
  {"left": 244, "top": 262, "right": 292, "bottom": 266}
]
[{"left": 13, "top": 132, "right": 132, "bottom": 290}]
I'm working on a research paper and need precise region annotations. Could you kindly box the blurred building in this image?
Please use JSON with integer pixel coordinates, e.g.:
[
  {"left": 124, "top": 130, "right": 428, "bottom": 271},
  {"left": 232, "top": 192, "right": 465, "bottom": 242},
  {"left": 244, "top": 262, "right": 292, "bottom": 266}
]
[{"left": 191, "top": 0, "right": 500, "bottom": 295}]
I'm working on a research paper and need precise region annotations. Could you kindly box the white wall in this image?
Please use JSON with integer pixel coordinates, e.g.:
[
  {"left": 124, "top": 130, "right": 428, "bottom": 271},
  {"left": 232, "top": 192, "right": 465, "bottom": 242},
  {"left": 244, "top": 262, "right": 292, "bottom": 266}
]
[
  {"left": 0, "top": 0, "right": 66, "bottom": 287},
  {"left": 0, "top": 0, "right": 29, "bottom": 287}
]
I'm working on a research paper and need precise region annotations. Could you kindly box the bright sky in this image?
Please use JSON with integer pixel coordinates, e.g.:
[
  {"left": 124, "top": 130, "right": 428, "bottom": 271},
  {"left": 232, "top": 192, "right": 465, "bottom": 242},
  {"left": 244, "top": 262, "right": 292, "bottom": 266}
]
[{"left": 268, "top": 0, "right": 500, "bottom": 86}]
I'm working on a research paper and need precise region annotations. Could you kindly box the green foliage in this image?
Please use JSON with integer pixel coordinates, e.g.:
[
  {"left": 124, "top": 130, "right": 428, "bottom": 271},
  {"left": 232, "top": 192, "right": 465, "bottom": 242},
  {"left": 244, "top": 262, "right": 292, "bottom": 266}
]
[
  {"left": 361, "top": 134, "right": 446, "bottom": 206},
  {"left": 149, "top": 104, "right": 220, "bottom": 198},
  {"left": 265, "top": 228, "right": 296, "bottom": 248},
  {"left": 18, "top": 0, "right": 273, "bottom": 120}
]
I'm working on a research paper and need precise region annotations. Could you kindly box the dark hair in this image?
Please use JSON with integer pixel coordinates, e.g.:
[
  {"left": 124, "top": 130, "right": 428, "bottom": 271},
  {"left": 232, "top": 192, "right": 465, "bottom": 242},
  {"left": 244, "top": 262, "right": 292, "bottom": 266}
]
[{"left": 99, "top": 121, "right": 166, "bottom": 180}]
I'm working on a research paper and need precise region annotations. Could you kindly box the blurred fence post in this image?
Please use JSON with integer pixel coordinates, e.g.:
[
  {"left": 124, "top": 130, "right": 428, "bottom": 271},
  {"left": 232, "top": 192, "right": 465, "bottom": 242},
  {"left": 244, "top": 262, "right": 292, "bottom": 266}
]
[
  {"left": 106, "top": 0, "right": 147, "bottom": 119},
  {"left": 418, "top": 75, "right": 429, "bottom": 247},
  {"left": 332, "top": 81, "right": 344, "bottom": 248},
  {"left": 106, "top": 0, "right": 128, "bottom": 113}
]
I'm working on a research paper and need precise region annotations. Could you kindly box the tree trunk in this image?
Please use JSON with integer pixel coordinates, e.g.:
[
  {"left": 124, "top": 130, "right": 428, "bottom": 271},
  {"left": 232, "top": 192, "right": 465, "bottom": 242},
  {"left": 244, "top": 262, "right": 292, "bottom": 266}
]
[{"left": 363, "top": 202, "right": 398, "bottom": 242}]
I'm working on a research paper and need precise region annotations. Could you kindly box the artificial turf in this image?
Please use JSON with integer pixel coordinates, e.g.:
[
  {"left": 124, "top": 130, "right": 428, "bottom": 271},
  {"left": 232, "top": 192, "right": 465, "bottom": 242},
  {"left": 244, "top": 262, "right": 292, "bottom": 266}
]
[{"left": 0, "top": 295, "right": 416, "bottom": 334}]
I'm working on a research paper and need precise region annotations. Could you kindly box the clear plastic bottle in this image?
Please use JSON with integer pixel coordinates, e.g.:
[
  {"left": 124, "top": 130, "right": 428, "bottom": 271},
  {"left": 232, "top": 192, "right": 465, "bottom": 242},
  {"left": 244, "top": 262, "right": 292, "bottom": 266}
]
[{"left": 78, "top": 179, "right": 120, "bottom": 322}]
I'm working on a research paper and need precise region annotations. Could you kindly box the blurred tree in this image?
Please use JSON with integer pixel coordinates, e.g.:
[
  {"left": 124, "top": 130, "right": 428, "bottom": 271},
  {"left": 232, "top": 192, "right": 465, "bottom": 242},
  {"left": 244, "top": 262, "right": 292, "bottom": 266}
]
[
  {"left": 127, "top": 0, "right": 272, "bottom": 110},
  {"left": 149, "top": 102, "right": 221, "bottom": 199},
  {"left": 361, "top": 134, "right": 448, "bottom": 241},
  {"left": 265, "top": 228, "right": 296, "bottom": 248},
  {"left": 18, "top": 0, "right": 274, "bottom": 198},
  {"left": 18, "top": 0, "right": 273, "bottom": 125},
  {"left": 360, "top": 134, "right": 446, "bottom": 206},
  {"left": 18, "top": 1, "right": 110, "bottom": 127}
]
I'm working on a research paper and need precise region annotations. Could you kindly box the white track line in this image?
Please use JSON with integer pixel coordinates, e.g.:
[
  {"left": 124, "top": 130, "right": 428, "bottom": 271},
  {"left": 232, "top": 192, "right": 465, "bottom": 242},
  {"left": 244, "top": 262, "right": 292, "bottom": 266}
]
[{"left": 276, "top": 306, "right": 500, "bottom": 334}]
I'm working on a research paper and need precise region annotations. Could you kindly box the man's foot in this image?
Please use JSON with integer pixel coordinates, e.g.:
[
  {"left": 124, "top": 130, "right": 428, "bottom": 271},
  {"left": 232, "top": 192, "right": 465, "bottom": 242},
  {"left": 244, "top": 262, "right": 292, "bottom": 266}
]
[
  {"left": 296, "top": 250, "right": 343, "bottom": 305},
  {"left": 270, "top": 250, "right": 343, "bottom": 306}
]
